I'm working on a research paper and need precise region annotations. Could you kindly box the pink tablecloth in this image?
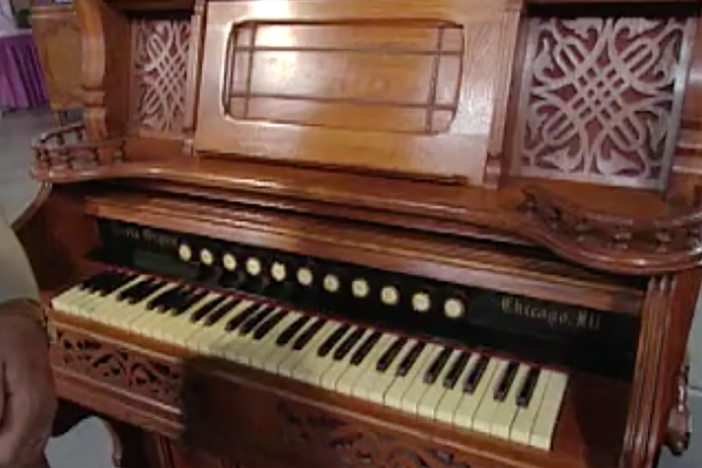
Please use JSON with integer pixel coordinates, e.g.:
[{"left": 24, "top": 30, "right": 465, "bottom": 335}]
[{"left": 0, "top": 32, "right": 48, "bottom": 110}]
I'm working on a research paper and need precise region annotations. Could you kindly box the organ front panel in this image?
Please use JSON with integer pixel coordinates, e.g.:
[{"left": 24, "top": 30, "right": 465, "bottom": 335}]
[{"left": 18, "top": 0, "right": 702, "bottom": 467}]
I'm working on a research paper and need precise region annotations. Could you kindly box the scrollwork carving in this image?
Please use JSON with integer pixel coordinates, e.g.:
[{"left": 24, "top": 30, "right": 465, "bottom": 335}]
[
  {"left": 51, "top": 329, "right": 181, "bottom": 407},
  {"left": 513, "top": 16, "right": 697, "bottom": 189},
  {"left": 665, "top": 354, "right": 692, "bottom": 456},
  {"left": 278, "top": 403, "right": 472, "bottom": 468},
  {"left": 518, "top": 185, "right": 702, "bottom": 274}
]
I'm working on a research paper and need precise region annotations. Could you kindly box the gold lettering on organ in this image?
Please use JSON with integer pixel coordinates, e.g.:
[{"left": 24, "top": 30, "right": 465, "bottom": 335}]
[{"left": 500, "top": 295, "right": 601, "bottom": 330}]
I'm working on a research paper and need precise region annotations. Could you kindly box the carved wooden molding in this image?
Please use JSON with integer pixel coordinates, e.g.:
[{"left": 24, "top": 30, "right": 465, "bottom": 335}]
[
  {"left": 278, "top": 402, "right": 474, "bottom": 468},
  {"left": 518, "top": 185, "right": 702, "bottom": 274},
  {"left": 511, "top": 15, "right": 697, "bottom": 190},
  {"left": 50, "top": 328, "right": 181, "bottom": 407},
  {"left": 621, "top": 270, "right": 701, "bottom": 468}
]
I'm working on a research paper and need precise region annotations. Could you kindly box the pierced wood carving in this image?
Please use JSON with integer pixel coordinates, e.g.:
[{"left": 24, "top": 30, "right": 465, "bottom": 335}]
[
  {"left": 51, "top": 329, "right": 181, "bottom": 407},
  {"left": 131, "top": 19, "right": 191, "bottom": 135},
  {"left": 32, "top": 123, "right": 125, "bottom": 175},
  {"left": 223, "top": 22, "right": 463, "bottom": 134},
  {"left": 518, "top": 185, "right": 702, "bottom": 274},
  {"left": 512, "top": 16, "right": 697, "bottom": 189},
  {"left": 278, "top": 403, "right": 472, "bottom": 468}
]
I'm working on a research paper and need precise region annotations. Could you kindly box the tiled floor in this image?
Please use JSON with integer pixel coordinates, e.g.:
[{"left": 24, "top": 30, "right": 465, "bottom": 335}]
[{"left": 1, "top": 109, "right": 700, "bottom": 467}]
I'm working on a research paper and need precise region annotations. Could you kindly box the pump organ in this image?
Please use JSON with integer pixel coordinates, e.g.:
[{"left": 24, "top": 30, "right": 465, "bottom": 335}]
[{"left": 18, "top": 0, "right": 702, "bottom": 467}]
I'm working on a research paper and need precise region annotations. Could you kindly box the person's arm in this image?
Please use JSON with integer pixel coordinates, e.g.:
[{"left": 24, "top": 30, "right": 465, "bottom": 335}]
[{"left": 0, "top": 210, "right": 55, "bottom": 468}]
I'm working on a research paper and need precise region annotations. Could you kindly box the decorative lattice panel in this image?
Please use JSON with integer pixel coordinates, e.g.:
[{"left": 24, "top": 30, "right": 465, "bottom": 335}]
[
  {"left": 511, "top": 16, "right": 697, "bottom": 189},
  {"left": 131, "top": 19, "right": 191, "bottom": 135}
]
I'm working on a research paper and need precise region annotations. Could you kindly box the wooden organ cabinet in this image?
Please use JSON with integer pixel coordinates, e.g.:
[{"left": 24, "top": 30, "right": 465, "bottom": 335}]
[{"left": 18, "top": 0, "right": 702, "bottom": 466}]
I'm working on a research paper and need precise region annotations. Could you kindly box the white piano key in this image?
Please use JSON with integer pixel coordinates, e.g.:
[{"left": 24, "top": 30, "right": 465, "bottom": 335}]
[
  {"left": 262, "top": 317, "right": 315, "bottom": 373},
  {"left": 399, "top": 346, "right": 445, "bottom": 414},
  {"left": 417, "top": 350, "right": 461, "bottom": 419},
  {"left": 453, "top": 358, "right": 501, "bottom": 430},
  {"left": 247, "top": 312, "right": 303, "bottom": 369},
  {"left": 336, "top": 334, "right": 393, "bottom": 395},
  {"left": 490, "top": 364, "right": 530, "bottom": 439},
  {"left": 297, "top": 327, "right": 370, "bottom": 386},
  {"left": 509, "top": 370, "right": 551, "bottom": 445},
  {"left": 278, "top": 321, "right": 338, "bottom": 378},
  {"left": 158, "top": 294, "right": 225, "bottom": 344},
  {"left": 529, "top": 372, "right": 568, "bottom": 450},
  {"left": 384, "top": 343, "right": 439, "bottom": 410},
  {"left": 188, "top": 300, "right": 257, "bottom": 354},
  {"left": 226, "top": 307, "right": 283, "bottom": 365},
  {"left": 211, "top": 304, "right": 271, "bottom": 360},
  {"left": 350, "top": 334, "right": 400, "bottom": 399},
  {"left": 67, "top": 275, "right": 148, "bottom": 321},
  {"left": 319, "top": 327, "right": 372, "bottom": 391},
  {"left": 366, "top": 339, "right": 415, "bottom": 404},
  {"left": 472, "top": 359, "right": 510, "bottom": 434},
  {"left": 435, "top": 353, "right": 479, "bottom": 424}
]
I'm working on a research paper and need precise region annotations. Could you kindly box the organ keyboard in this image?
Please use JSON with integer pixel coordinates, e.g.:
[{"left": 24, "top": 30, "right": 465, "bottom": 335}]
[
  {"left": 52, "top": 269, "right": 569, "bottom": 450},
  {"left": 19, "top": 0, "right": 702, "bottom": 467}
]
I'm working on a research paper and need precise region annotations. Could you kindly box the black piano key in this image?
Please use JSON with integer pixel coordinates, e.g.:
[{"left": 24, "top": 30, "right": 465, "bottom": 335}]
[
  {"left": 239, "top": 306, "right": 276, "bottom": 336},
  {"left": 146, "top": 285, "right": 182, "bottom": 311},
  {"left": 332, "top": 327, "right": 367, "bottom": 361},
  {"left": 464, "top": 356, "right": 490, "bottom": 394},
  {"left": 162, "top": 287, "right": 196, "bottom": 313},
  {"left": 350, "top": 331, "right": 382, "bottom": 365},
  {"left": 317, "top": 324, "right": 351, "bottom": 357},
  {"left": 517, "top": 368, "right": 541, "bottom": 407},
  {"left": 424, "top": 347, "right": 453, "bottom": 384},
  {"left": 443, "top": 351, "right": 470, "bottom": 389},
  {"left": 79, "top": 271, "right": 114, "bottom": 290},
  {"left": 276, "top": 316, "right": 311, "bottom": 346},
  {"left": 204, "top": 298, "right": 242, "bottom": 326},
  {"left": 86, "top": 271, "right": 124, "bottom": 293},
  {"left": 494, "top": 362, "right": 519, "bottom": 402},
  {"left": 225, "top": 302, "right": 259, "bottom": 332},
  {"left": 94, "top": 272, "right": 132, "bottom": 295},
  {"left": 190, "top": 295, "right": 228, "bottom": 323},
  {"left": 172, "top": 290, "right": 208, "bottom": 315},
  {"left": 253, "top": 310, "right": 288, "bottom": 340},
  {"left": 292, "top": 318, "right": 327, "bottom": 351},
  {"left": 116, "top": 277, "right": 154, "bottom": 301},
  {"left": 376, "top": 337, "right": 407, "bottom": 372},
  {"left": 396, "top": 342, "right": 426, "bottom": 377},
  {"left": 127, "top": 280, "right": 166, "bottom": 304},
  {"left": 103, "top": 273, "right": 139, "bottom": 295}
]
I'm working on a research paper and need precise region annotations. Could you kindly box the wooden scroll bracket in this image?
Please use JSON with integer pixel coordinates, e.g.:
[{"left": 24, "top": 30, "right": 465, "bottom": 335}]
[
  {"left": 518, "top": 186, "right": 702, "bottom": 276},
  {"left": 665, "top": 353, "right": 692, "bottom": 457}
]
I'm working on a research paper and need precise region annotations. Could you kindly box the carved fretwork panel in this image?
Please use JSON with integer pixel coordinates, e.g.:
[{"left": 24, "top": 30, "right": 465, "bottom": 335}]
[
  {"left": 511, "top": 15, "right": 697, "bottom": 190},
  {"left": 277, "top": 402, "right": 477, "bottom": 468},
  {"left": 130, "top": 18, "right": 191, "bottom": 136},
  {"left": 50, "top": 329, "right": 181, "bottom": 407}
]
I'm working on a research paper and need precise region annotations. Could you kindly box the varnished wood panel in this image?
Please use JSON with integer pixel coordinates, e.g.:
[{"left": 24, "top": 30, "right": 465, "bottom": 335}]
[
  {"left": 31, "top": 5, "right": 83, "bottom": 118},
  {"left": 194, "top": 0, "right": 522, "bottom": 185}
]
